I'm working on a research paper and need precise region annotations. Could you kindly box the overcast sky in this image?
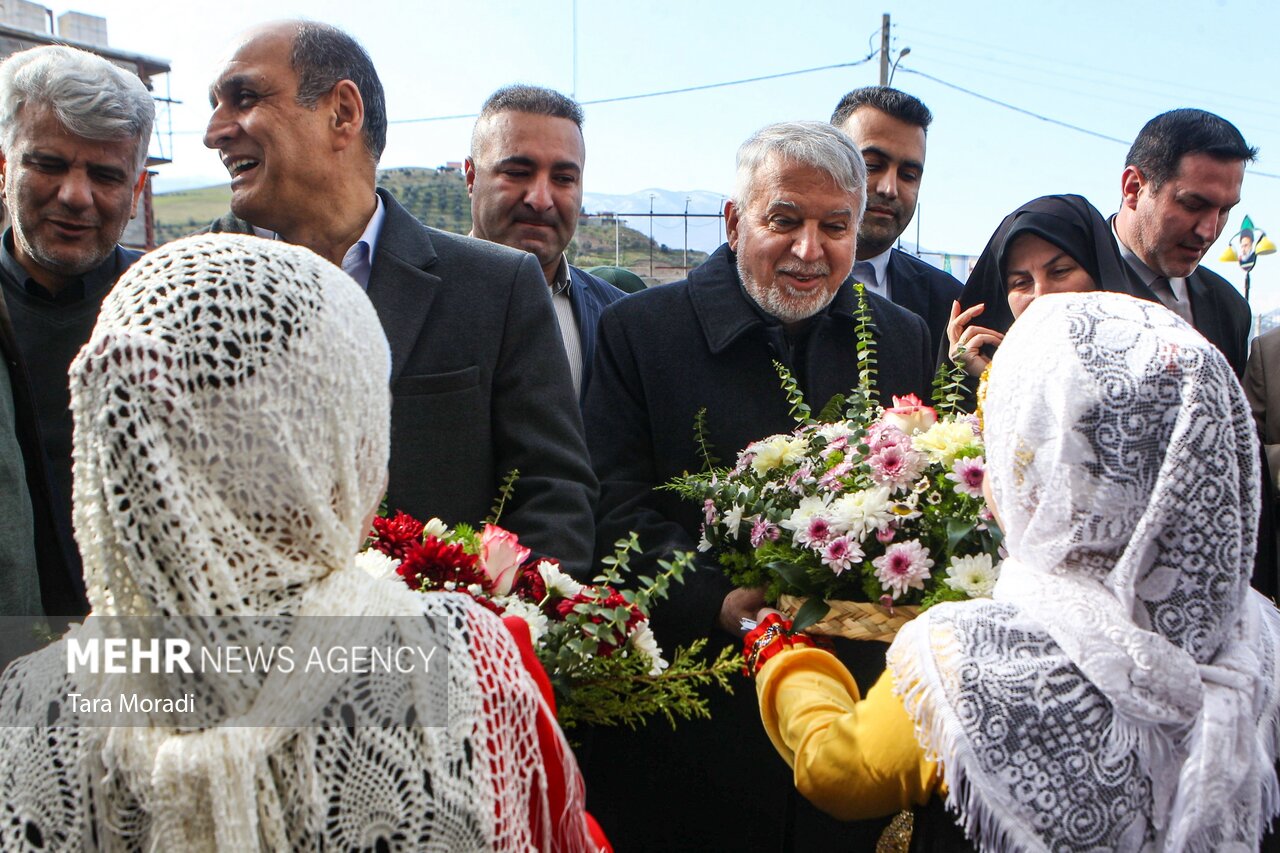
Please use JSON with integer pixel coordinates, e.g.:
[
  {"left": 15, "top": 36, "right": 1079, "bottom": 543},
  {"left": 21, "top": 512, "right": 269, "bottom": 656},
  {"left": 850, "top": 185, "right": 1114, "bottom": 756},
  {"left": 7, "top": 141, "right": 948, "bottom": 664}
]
[{"left": 60, "top": 0, "right": 1280, "bottom": 310}]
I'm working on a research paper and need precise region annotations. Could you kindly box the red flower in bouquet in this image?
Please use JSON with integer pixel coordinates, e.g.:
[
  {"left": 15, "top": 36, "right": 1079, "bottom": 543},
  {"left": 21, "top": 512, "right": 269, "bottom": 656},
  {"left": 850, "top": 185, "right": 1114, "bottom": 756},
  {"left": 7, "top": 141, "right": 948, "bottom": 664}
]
[
  {"left": 511, "top": 560, "right": 550, "bottom": 603},
  {"left": 397, "top": 536, "right": 489, "bottom": 592},
  {"left": 371, "top": 511, "right": 426, "bottom": 560},
  {"left": 556, "top": 587, "right": 644, "bottom": 656}
]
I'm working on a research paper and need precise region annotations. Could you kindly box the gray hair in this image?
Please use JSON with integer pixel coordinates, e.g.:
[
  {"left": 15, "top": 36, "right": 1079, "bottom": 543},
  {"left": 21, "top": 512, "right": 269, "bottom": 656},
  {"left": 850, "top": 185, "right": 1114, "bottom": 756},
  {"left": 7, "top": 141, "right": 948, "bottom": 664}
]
[
  {"left": 732, "top": 121, "right": 867, "bottom": 212},
  {"left": 291, "top": 21, "right": 386, "bottom": 162},
  {"left": 0, "top": 45, "right": 154, "bottom": 170},
  {"left": 470, "top": 84, "right": 583, "bottom": 160}
]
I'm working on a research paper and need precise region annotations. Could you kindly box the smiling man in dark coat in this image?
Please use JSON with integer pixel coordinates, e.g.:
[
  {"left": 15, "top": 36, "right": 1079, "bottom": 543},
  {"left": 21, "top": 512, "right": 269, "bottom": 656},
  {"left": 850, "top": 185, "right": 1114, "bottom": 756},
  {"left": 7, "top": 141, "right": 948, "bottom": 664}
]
[
  {"left": 203, "top": 21, "right": 596, "bottom": 574},
  {"left": 581, "top": 121, "right": 932, "bottom": 852}
]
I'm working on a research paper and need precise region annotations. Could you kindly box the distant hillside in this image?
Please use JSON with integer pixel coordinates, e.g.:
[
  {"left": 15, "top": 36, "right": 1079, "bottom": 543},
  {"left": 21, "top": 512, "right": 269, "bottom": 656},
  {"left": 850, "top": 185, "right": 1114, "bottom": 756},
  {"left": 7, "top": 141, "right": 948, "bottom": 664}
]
[{"left": 153, "top": 167, "right": 707, "bottom": 281}]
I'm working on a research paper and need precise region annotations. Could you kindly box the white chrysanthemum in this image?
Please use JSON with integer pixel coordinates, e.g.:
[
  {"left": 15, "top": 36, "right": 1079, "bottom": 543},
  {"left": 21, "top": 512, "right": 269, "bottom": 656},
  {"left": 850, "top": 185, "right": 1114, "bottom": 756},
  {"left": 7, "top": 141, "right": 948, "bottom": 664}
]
[
  {"left": 723, "top": 504, "right": 746, "bottom": 539},
  {"left": 914, "top": 419, "right": 981, "bottom": 465},
  {"left": 814, "top": 422, "right": 858, "bottom": 443},
  {"left": 354, "top": 549, "right": 400, "bottom": 581},
  {"left": 537, "top": 559, "right": 584, "bottom": 599},
  {"left": 629, "top": 620, "right": 668, "bottom": 675},
  {"left": 944, "top": 553, "right": 998, "bottom": 598},
  {"left": 502, "top": 598, "right": 550, "bottom": 644},
  {"left": 780, "top": 496, "right": 831, "bottom": 534},
  {"left": 749, "top": 434, "right": 809, "bottom": 475},
  {"left": 829, "top": 486, "right": 894, "bottom": 538},
  {"left": 422, "top": 517, "right": 450, "bottom": 538}
]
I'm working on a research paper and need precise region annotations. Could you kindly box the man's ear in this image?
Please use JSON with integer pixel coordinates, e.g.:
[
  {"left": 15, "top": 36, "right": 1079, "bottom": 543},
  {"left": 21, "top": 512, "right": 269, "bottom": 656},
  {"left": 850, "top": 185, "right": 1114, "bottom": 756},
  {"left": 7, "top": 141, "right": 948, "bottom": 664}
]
[
  {"left": 1120, "top": 165, "right": 1146, "bottom": 212},
  {"left": 725, "top": 199, "right": 741, "bottom": 251},
  {"left": 330, "top": 79, "right": 365, "bottom": 152},
  {"left": 464, "top": 157, "right": 477, "bottom": 196},
  {"left": 129, "top": 169, "right": 148, "bottom": 220}
]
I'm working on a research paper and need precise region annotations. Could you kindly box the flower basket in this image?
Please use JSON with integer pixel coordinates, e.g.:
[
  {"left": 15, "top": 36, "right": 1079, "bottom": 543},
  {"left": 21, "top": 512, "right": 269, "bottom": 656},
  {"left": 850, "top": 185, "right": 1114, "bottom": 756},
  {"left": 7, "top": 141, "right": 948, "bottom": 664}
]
[{"left": 778, "top": 595, "right": 922, "bottom": 643}]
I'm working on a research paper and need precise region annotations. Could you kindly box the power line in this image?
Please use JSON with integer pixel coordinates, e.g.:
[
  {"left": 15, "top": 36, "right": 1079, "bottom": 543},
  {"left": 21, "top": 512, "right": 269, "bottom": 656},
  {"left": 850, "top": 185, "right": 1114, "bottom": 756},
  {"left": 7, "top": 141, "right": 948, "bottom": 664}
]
[
  {"left": 390, "top": 54, "right": 877, "bottom": 122},
  {"left": 170, "top": 54, "right": 877, "bottom": 134},
  {"left": 899, "top": 66, "right": 1129, "bottom": 145},
  {"left": 900, "top": 66, "right": 1280, "bottom": 181}
]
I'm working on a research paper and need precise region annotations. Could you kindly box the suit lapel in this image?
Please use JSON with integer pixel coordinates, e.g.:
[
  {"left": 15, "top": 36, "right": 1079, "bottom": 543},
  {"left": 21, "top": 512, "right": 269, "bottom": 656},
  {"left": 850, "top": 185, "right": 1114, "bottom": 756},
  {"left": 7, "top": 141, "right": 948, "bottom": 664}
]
[
  {"left": 1185, "top": 270, "right": 1222, "bottom": 341},
  {"left": 366, "top": 189, "right": 442, "bottom": 383},
  {"left": 887, "top": 250, "right": 927, "bottom": 318}
]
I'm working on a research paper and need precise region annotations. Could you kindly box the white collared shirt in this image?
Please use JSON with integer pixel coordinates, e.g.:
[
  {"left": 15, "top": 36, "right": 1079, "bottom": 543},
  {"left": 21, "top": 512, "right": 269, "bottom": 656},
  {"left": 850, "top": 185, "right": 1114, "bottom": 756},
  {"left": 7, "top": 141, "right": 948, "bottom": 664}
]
[
  {"left": 853, "top": 245, "right": 894, "bottom": 300},
  {"left": 251, "top": 194, "right": 385, "bottom": 290},
  {"left": 548, "top": 255, "right": 583, "bottom": 397}
]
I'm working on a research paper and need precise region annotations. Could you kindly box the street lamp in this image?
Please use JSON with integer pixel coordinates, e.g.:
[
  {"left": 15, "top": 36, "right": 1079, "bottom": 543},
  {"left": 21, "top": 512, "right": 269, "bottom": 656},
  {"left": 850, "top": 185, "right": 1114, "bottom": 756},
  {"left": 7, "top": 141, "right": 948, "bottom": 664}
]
[{"left": 889, "top": 47, "right": 911, "bottom": 86}]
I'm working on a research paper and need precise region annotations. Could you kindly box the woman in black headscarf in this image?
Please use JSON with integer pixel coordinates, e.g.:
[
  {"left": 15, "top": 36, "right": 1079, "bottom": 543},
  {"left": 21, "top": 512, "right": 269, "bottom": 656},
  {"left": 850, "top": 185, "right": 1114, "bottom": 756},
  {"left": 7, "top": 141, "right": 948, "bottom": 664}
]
[{"left": 947, "top": 193, "right": 1157, "bottom": 376}]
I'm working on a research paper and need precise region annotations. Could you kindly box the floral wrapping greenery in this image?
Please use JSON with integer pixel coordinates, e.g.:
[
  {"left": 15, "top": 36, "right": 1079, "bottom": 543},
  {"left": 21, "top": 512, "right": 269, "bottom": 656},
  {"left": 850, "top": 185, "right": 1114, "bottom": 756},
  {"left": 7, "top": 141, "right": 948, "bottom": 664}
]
[
  {"left": 357, "top": 510, "right": 736, "bottom": 730},
  {"left": 663, "top": 285, "right": 1002, "bottom": 631}
]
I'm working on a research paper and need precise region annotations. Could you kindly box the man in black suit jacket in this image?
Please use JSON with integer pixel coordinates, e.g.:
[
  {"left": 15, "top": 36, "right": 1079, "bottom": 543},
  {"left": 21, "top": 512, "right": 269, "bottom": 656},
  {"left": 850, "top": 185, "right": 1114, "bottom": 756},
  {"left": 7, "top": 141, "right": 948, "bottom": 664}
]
[
  {"left": 831, "top": 86, "right": 962, "bottom": 352},
  {"left": 1114, "top": 108, "right": 1255, "bottom": 377},
  {"left": 204, "top": 21, "right": 597, "bottom": 574},
  {"left": 465, "top": 85, "right": 625, "bottom": 407},
  {"left": 582, "top": 121, "right": 932, "bottom": 852}
]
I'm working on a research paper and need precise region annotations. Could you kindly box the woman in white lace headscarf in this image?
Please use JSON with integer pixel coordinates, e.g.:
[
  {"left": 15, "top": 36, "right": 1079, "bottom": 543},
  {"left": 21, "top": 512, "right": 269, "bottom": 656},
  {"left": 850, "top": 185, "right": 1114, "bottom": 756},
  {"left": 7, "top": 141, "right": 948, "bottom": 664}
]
[
  {"left": 0, "top": 234, "right": 600, "bottom": 852},
  {"left": 753, "top": 291, "right": 1280, "bottom": 851}
]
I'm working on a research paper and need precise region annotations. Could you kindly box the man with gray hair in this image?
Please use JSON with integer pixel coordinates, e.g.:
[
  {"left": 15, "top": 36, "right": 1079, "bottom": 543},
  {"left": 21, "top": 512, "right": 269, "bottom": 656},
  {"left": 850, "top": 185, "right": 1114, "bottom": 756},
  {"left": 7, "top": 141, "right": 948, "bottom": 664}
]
[
  {"left": 0, "top": 44, "right": 153, "bottom": 619},
  {"left": 466, "top": 85, "right": 624, "bottom": 405},
  {"left": 582, "top": 120, "right": 932, "bottom": 850}
]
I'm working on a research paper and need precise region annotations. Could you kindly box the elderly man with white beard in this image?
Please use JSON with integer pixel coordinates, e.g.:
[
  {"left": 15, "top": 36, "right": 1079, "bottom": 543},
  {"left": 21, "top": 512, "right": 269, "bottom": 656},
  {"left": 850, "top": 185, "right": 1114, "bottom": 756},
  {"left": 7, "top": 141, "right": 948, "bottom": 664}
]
[{"left": 580, "top": 120, "right": 932, "bottom": 852}]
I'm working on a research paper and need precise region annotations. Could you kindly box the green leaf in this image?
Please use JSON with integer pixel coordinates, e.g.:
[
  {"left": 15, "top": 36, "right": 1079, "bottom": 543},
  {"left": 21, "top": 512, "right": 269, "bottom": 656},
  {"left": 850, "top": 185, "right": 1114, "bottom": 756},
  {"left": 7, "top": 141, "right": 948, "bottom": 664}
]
[
  {"left": 484, "top": 469, "right": 520, "bottom": 525},
  {"left": 692, "top": 407, "right": 721, "bottom": 471},
  {"left": 815, "top": 393, "right": 848, "bottom": 424},
  {"left": 946, "top": 519, "right": 975, "bottom": 552},
  {"left": 766, "top": 560, "right": 817, "bottom": 592},
  {"left": 791, "top": 597, "right": 831, "bottom": 632},
  {"left": 773, "top": 361, "right": 812, "bottom": 424}
]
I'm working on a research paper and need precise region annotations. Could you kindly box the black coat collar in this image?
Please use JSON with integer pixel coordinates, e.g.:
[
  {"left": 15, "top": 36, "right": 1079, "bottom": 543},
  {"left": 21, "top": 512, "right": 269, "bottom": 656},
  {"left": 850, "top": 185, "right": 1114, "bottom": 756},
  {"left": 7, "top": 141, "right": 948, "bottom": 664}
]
[{"left": 687, "top": 243, "right": 863, "bottom": 355}]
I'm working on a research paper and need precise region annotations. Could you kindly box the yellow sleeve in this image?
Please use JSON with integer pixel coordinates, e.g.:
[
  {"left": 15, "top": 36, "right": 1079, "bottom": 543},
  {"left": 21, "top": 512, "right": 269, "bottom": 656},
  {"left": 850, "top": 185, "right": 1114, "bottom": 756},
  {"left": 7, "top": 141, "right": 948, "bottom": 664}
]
[{"left": 756, "top": 647, "right": 939, "bottom": 822}]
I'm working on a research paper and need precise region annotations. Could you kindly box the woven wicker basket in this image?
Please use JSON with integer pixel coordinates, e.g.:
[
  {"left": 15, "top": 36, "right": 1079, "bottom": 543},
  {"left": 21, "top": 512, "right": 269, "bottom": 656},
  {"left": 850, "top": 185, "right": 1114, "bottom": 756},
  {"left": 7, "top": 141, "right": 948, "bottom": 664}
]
[{"left": 778, "top": 595, "right": 922, "bottom": 643}]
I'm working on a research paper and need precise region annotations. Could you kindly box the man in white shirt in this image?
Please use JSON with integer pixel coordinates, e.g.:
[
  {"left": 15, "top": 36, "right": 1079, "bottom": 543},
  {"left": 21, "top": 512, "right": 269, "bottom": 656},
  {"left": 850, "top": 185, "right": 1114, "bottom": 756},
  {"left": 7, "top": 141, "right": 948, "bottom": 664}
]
[
  {"left": 203, "top": 21, "right": 598, "bottom": 574},
  {"left": 831, "top": 86, "right": 961, "bottom": 352},
  {"left": 465, "top": 85, "right": 623, "bottom": 405}
]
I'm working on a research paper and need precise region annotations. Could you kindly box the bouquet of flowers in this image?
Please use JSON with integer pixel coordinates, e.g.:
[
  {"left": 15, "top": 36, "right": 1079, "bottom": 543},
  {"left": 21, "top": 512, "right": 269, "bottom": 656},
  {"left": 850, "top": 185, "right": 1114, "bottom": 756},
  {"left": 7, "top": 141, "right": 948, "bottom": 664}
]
[
  {"left": 357, "top": 510, "right": 736, "bottom": 730},
  {"left": 663, "top": 287, "right": 1001, "bottom": 637}
]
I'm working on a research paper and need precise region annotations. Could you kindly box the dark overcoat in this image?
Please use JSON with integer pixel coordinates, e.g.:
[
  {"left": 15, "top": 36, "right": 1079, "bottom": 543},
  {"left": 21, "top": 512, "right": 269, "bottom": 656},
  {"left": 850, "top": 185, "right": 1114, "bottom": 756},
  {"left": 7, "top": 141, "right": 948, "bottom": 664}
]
[{"left": 581, "top": 243, "right": 933, "bottom": 852}]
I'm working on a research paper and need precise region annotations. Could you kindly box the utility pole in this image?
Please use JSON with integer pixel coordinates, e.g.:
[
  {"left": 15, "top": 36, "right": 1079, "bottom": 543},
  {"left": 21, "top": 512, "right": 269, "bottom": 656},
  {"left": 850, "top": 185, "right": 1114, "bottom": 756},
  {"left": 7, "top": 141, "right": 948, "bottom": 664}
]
[
  {"left": 878, "top": 13, "right": 890, "bottom": 85},
  {"left": 648, "top": 193, "right": 655, "bottom": 278},
  {"left": 680, "top": 194, "right": 691, "bottom": 268}
]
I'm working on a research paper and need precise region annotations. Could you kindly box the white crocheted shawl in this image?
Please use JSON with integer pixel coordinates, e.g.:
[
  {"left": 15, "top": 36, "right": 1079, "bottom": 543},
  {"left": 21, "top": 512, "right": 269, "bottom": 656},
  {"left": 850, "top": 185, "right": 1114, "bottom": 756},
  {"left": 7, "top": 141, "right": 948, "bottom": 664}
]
[
  {"left": 0, "top": 234, "right": 589, "bottom": 852},
  {"left": 888, "top": 291, "right": 1280, "bottom": 852}
]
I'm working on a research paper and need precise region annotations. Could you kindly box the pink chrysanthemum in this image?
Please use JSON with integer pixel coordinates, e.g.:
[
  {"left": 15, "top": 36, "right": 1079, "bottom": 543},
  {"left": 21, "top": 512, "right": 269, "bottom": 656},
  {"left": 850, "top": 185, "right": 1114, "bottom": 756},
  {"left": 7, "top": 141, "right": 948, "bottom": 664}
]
[
  {"left": 946, "top": 455, "right": 986, "bottom": 498},
  {"left": 865, "top": 423, "right": 907, "bottom": 453},
  {"left": 821, "top": 534, "right": 864, "bottom": 576},
  {"left": 868, "top": 444, "right": 927, "bottom": 489},
  {"left": 802, "top": 516, "right": 833, "bottom": 548},
  {"left": 750, "top": 516, "right": 781, "bottom": 548},
  {"left": 820, "top": 436, "right": 849, "bottom": 458},
  {"left": 872, "top": 540, "right": 934, "bottom": 598},
  {"left": 818, "top": 460, "right": 854, "bottom": 491}
]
